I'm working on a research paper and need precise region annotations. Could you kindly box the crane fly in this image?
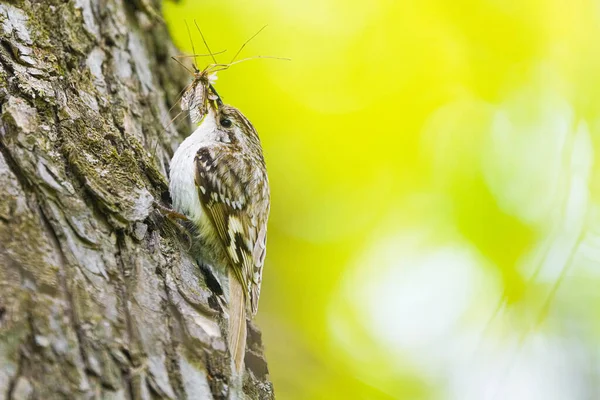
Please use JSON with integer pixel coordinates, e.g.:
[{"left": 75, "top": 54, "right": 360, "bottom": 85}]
[{"left": 173, "top": 22, "right": 289, "bottom": 125}]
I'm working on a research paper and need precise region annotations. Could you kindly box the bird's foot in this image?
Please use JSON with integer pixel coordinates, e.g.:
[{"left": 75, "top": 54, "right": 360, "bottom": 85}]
[
  {"left": 153, "top": 201, "right": 189, "bottom": 221},
  {"left": 153, "top": 201, "right": 193, "bottom": 248}
]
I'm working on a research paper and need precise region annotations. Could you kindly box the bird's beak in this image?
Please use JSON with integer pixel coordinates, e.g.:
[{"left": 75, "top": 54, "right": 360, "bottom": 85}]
[{"left": 209, "top": 84, "right": 224, "bottom": 108}]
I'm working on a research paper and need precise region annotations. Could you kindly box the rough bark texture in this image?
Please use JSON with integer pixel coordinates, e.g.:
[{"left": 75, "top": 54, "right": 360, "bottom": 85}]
[{"left": 0, "top": 1, "right": 273, "bottom": 399}]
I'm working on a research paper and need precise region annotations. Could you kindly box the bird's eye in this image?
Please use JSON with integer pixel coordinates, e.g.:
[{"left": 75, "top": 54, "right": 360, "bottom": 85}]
[{"left": 220, "top": 118, "right": 232, "bottom": 128}]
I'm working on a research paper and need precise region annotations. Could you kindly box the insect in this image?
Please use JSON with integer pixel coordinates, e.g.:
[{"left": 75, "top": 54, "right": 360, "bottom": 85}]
[{"left": 171, "top": 22, "right": 287, "bottom": 126}]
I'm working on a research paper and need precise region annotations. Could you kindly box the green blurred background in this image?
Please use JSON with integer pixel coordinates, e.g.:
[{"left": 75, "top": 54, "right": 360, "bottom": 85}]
[{"left": 164, "top": 1, "right": 600, "bottom": 398}]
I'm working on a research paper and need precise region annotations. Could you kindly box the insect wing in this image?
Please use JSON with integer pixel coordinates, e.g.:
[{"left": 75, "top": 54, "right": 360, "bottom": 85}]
[{"left": 181, "top": 80, "right": 209, "bottom": 124}]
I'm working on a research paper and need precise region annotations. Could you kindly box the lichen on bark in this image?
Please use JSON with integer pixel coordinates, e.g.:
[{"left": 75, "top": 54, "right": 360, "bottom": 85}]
[{"left": 0, "top": 1, "right": 273, "bottom": 399}]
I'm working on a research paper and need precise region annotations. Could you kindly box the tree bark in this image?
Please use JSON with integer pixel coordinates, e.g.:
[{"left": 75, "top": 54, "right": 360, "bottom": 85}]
[{"left": 0, "top": 1, "right": 272, "bottom": 399}]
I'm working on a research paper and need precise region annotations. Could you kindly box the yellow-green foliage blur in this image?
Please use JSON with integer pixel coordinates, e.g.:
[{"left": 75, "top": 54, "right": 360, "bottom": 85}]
[{"left": 164, "top": 1, "right": 600, "bottom": 398}]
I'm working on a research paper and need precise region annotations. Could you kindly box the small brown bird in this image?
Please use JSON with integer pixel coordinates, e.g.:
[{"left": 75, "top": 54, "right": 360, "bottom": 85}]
[{"left": 168, "top": 84, "right": 270, "bottom": 372}]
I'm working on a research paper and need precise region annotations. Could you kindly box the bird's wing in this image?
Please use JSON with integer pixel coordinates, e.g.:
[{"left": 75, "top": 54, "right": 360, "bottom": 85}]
[{"left": 194, "top": 145, "right": 269, "bottom": 314}]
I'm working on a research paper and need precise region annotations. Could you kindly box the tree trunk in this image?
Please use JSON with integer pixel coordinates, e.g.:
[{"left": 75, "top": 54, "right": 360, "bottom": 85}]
[{"left": 0, "top": 1, "right": 272, "bottom": 399}]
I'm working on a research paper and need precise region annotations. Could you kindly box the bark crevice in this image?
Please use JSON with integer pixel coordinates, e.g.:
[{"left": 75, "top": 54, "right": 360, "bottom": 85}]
[{"left": 37, "top": 201, "right": 89, "bottom": 378}]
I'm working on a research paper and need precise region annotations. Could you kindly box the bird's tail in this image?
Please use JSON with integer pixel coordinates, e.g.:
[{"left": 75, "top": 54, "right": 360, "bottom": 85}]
[{"left": 228, "top": 269, "right": 247, "bottom": 373}]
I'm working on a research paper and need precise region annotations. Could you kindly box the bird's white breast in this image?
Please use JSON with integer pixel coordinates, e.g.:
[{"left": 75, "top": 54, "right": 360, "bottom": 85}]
[{"left": 169, "top": 110, "right": 218, "bottom": 225}]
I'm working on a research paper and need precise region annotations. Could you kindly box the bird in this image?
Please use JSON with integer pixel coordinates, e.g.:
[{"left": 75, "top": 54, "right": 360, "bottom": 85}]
[{"left": 168, "top": 85, "right": 270, "bottom": 373}]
